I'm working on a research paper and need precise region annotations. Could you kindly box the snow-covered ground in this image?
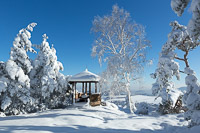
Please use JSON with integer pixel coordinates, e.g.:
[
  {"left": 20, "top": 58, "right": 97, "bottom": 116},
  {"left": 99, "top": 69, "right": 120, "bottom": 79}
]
[{"left": 0, "top": 95, "right": 200, "bottom": 133}]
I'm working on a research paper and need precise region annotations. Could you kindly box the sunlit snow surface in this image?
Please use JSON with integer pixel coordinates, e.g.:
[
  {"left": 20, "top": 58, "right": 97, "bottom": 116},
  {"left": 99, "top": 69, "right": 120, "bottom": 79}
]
[{"left": 0, "top": 95, "right": 199, "bottom": 133}]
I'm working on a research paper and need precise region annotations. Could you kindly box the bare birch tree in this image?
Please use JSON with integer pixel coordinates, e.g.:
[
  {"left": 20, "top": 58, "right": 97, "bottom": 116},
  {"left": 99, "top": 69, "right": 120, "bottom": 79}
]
[{"left": 91, "top": 5, "right": 150, "bottom": 113}]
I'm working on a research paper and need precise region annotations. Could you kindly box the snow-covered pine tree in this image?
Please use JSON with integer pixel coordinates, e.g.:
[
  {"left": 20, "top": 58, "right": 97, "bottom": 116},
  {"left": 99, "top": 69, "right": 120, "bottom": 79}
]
[
  {"left": 151, "top": 21, "right": 195, "bottom": 114},
  {"left": 171, "top": 2, "right": 200, "bottom": 126},
  {"left": 0, "top": 23, "right": 37, "bottom": 115},
  {"left": 172, "top": 22, "right": 200, "bottom": 127},
  {"left": 30, "top": 34, "right": 70, "bottom": 109},
  {"left": 171, "top": 0, "right": 200, "bottom": 40}
]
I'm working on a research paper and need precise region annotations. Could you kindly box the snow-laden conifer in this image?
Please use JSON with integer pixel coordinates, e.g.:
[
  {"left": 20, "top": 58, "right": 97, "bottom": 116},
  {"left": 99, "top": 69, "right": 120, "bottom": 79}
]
[
  {"left": 30, "top": 34, "right": 70, "bottom": 109},
  {"left": 153, "top": 20, "right": 200, "bottom": 125},
  {"left": 171, "top": 0, "right": 200, "bottom": 40},
  {"left": 0, "top": 23, "right": 37, "bottom": 115},
  {"left": 151, "top": 21, "right": 193, "bottom": 114}
]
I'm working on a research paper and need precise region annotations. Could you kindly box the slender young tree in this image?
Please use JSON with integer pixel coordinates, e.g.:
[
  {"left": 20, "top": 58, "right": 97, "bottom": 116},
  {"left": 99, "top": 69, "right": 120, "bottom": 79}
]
[{"left": 91, "top": 5, "right": 150, "bottom": 113}]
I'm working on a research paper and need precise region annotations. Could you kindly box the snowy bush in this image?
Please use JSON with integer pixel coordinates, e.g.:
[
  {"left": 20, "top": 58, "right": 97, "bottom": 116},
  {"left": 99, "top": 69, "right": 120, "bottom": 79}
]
[
  {"left": 0, "top": 112, "right": 6, "bottom": 117},
  {"left": 105, "top": 101, "right": 119, "bottom": 111},
  {"left": 158, "top": 94, "right": 183, "bottom": 115},
  {"left": 135, "top": 102, "right": 149, "bottom": 115},
  {"left": 135, "top": 102, "right": 159, "bottom": 115}
]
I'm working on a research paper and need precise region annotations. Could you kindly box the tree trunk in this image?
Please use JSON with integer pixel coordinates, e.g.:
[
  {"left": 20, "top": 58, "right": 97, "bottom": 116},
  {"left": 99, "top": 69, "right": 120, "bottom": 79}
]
[
  {"left": 125, "top": 73, "right": 134, "bottom": 113},
  {"left": 126, "top": 87, "right": 133, "bottom": 113}
]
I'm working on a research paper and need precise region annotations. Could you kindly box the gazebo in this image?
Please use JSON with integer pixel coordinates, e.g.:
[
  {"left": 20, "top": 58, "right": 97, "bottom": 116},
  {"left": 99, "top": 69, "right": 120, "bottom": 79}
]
[{"left": 68, "top": 69, "right": 101, "bottom": 106}]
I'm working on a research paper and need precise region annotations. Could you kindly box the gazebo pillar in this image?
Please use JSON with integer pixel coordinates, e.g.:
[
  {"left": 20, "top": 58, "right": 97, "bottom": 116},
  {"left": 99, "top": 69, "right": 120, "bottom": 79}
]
[
  {"left": 74, "top": 82, "right": 77, "bottom": 103},
  {"left": 85, "top": 83, "right": 87, "bottom": 95},
  {"left": 72, "top": 83, "right": 74, "bottom": 104},
  {"left": 82, "top": 82, "right": 84, "bottom": 93},
  {"left": 95, "top": 82, "right": 97, "bottom": 93},
  {"left": 89, "top": 82, "right": 91, "bottom": 96},
  {"left": 99, "top": 83, "right": 101, "bottom": 93}
]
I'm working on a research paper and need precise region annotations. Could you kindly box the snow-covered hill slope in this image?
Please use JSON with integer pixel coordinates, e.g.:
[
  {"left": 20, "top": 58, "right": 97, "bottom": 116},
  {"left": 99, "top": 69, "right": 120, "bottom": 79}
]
[{"left": 0, "top": 95, "right": 199, "bottom": 133}]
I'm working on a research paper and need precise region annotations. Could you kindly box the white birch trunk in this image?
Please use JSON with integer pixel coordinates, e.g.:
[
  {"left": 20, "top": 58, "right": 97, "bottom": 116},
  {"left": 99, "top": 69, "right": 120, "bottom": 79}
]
[{"left": 125, "top": 73, "right": 134, "bottom": 113}]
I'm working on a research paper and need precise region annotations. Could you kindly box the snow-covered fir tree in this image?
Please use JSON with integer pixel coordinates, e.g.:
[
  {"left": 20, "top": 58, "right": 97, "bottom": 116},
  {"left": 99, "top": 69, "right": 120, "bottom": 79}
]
[
  {"left": 30, "top": 34, "right": 71, "bottom": 109},
  {"left": 0, "top": 23, "right": 37, "bottom": 115}
]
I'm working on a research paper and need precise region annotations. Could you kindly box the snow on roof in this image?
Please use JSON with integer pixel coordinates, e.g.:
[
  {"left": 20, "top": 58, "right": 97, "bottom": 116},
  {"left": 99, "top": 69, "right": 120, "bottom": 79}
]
[{"left": 68, "top": 69, "right": 100, "bottom": 82}]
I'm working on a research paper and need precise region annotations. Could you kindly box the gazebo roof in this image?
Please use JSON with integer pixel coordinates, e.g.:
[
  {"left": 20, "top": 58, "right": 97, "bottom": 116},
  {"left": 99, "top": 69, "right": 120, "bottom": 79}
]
[{"left": 68, "top": 69, "right": 100, "bottom": 82}]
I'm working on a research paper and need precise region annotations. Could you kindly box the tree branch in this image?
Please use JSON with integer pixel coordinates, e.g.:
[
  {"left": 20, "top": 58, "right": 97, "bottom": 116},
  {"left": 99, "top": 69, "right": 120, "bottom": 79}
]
[
  {"left": 174, "top": 56, "right": 185, "bottom": 61},
  {"left": 179, "top": 70, "right": 185, "bottom": 73},
  {"left": 174, "top": 50, "right": 189, "bottom": 68},
  {"left": 184, "top": 50, "right": 189, "bottom": 67}
]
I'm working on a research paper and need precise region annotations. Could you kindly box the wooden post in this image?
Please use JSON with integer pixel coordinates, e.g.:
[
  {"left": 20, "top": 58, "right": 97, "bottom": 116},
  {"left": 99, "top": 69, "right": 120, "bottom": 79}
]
[
  {"left": 74, "top": 83, "right": 77, "bottom": 103},
  {"left": 85, "top": 83, "right": 87, "bottom": 95},
  {"left": 89, "top": 82, "right": 91, "bottom": 96},
  {"left": 99, "top": 83, "right": 101, "bottom": 93},
  {"left": 72, "top": 94, "right": 74, "bottom": 104},
  {"left": 95, "top": 82, "right": 97, "bottom": 93},
  {"left": 72, "top": 83, "right": 74, "bottom": 104},
  {"left": 82, "top": 82, "right": 84, "bottom": 94}
]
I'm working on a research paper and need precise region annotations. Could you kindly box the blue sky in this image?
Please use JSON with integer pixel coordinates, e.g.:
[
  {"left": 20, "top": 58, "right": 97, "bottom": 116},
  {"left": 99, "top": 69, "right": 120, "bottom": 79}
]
[{"left": 0, "top": 0, "right": 198, "bottom": 89}]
